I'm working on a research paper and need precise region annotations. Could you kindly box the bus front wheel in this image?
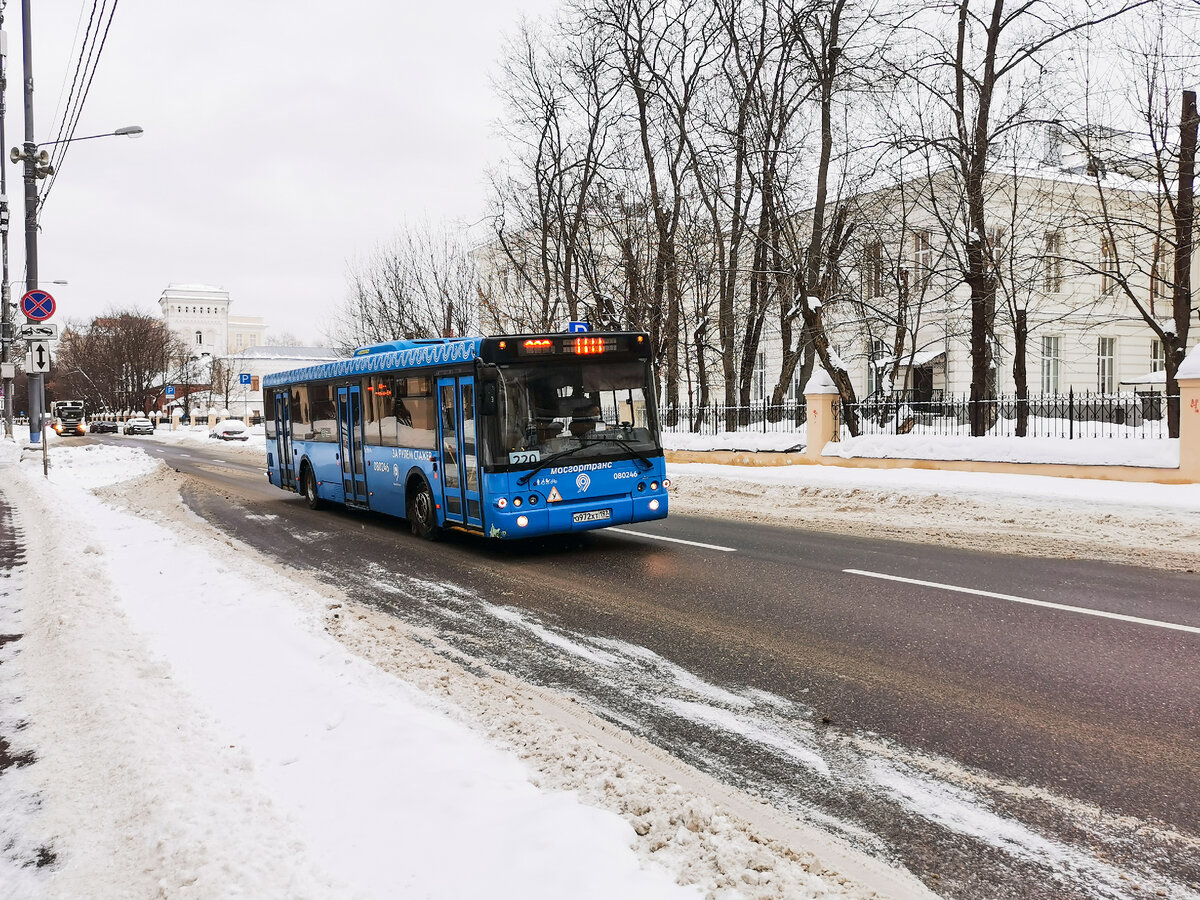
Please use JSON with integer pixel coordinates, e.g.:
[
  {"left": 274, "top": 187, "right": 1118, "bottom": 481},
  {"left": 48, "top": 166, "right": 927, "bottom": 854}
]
[
  {"left": 302, "top": 465, "right": 326, "bottom": 511},
  {"left": 408, "top": 480, "right": 442, "bottom": 541}
]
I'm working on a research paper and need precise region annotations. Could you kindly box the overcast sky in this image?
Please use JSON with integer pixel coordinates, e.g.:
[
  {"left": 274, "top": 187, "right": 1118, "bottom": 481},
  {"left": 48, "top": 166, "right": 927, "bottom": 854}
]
[{"left": 9, "top": 0, "right": 559, "bottom": 344}]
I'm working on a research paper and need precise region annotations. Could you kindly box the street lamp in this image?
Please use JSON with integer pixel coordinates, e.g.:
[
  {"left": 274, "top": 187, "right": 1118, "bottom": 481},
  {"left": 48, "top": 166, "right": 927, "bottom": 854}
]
[{"left": 8, "top": 123, "right": 143, "bottom": 448}]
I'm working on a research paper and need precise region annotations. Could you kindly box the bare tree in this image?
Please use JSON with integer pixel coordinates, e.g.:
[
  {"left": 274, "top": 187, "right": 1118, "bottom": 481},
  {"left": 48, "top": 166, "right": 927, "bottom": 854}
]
[
  {"left": 330, "top": 222, "right": 482, "bottom": 354},
  {"left": 52, "top": 311, "right": 183, "bottom": 413},
  {"left": 889, "top": 0, "right": 1143, "bottom": 434},
  {"left": 1061, "top": 4, "right": 1198, "bottom": 436}
]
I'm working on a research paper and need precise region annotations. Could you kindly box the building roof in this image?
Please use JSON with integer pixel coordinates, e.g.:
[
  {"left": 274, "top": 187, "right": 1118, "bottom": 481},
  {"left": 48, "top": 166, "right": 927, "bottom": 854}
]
[{"left": 165, "top": 283, "right": 226, "bottom": 293}]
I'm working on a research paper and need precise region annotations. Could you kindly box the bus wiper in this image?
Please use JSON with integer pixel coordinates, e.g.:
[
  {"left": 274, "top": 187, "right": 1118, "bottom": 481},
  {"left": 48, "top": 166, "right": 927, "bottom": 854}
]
[
  {"left": 594, "top": 434, "right": 654, "bottom": 471},
  {"left": 516, "top": 441, "right": 594, "bottom": 486}
]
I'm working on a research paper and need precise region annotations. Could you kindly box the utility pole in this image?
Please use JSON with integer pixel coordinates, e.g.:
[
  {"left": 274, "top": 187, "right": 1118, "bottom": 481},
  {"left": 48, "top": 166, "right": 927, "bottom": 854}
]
[
  {"left": 0, "top": 4, "right": 13, "bottom": 439},
  {"left": 18, "top": 0, "right": 41, "bottom": 445}
]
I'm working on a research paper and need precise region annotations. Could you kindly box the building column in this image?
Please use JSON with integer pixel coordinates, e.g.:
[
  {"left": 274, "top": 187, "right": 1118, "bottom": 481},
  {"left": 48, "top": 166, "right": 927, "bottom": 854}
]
[
  {"left": 1177, "top": 345, "right": 1200, "bottom": 483},
  {"left": 804, "top": 368, "right": 840, "bottom": 462}
]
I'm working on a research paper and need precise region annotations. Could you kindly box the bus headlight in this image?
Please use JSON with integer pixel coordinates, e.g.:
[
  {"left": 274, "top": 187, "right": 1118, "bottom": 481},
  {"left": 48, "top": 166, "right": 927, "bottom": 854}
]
[
  {"left": 497, "top": 497, "right": 508, "bottom": 509},
  {"left": 517, "top": 515, "right": 529, "bottom": 528},
  {"left": 650, "top": 481, "right": 659, "bottom": 491},
  {"left": 663, "top": 478, "right": 671, "bottom": 488},
  {"left": 528, "top": 494, "right": 539, "bottom": 505},
  {"left": 513, "top": 496, "right": 522, "bottom": 507},
  {"left": 649, "top": 499, "right": 660, "bottom": 511}
]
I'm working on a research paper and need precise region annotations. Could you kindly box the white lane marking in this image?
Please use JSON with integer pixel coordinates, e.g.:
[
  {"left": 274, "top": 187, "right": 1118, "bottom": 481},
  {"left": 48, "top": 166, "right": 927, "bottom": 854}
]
[
  {"left": 609, "top": 527, "right": 737, "bottom": 552},
  {"left": 843, "top": 569, "right": 1200, "bottom": 635}
]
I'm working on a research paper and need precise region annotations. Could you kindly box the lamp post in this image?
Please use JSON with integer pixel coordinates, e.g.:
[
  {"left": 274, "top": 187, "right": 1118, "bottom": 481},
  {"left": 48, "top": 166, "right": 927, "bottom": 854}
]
[{"left": 9, "top": 1, "right": 141, "bottom": 448}]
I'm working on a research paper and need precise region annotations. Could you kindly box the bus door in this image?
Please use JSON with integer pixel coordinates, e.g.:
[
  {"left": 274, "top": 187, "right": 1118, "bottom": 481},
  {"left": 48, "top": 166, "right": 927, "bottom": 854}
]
[
  {"left": 274, "top": 391, "right": 295, "bottom": 490},
  {"left": 337, "top": 385, "right": 368, "bottom": 505},
  {"left": 436, "top": 377, "right": 483, "bottom": 529}
]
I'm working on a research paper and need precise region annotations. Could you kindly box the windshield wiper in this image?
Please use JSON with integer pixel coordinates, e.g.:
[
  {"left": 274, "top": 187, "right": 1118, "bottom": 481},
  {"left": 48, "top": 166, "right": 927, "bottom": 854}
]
[
  {"left": 516, "top": 434, "right": 654, "bottom": 486},
  {"left": 516, "top": 441, "right": 593, "bottom": 486},
  {"left": 592, "top": 433, "right": 655, "bottom": 471}
]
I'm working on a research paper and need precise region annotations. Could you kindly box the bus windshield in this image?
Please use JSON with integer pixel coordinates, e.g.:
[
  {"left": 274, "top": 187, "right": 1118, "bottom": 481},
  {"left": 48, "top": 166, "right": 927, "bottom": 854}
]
[{"left": 484, "top": 359, "right": 659, "bottom": 469}]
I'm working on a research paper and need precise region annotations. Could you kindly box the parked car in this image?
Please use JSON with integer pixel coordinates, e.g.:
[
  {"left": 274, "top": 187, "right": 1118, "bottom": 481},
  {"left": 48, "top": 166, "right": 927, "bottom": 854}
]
[
  {"left": 209, "top": 419, "right": 250, "bottom": 441},
  {"left": 89, "top": 420, "right": 119, "bottom": 434},
  {"left": 123, "top": 417, "right": 155, "bottom": 435}
]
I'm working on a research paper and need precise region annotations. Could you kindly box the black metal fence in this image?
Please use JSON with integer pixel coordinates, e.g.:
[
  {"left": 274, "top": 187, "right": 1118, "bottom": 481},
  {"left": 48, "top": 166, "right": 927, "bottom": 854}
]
[
  {"left": 660, "top": 400, "right": 808, "bottom": 436},
  {"left": 849, "top": 390, "right": 1176, "bottom": 439},
  {"left": 660, "top": 390, "right": 1179, "bottom": 440}
]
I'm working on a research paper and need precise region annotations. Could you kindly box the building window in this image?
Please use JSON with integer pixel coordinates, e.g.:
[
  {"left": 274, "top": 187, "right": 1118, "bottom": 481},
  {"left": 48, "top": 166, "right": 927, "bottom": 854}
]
[
  {"left": 864, "top": 242, "right": 885, "bottom": 298},
  {"left": 1040, "top": 336, "right": 1060, "bottom": 394},
  {"left": 1100, "top": 235, "right": 1117, "bottom": 294},
  {"left": 1150, "top": 338, "right": 1165, "bottom": 373},
  {"left": 752, "top": 352, "right": 766, "bottom": 402},
  {"left": 195, "top": 330, "right": 203, "bottom": 346},
  {"left": 1042, "top": 231, "right": 1063, "bottom": 292},
  {"left": 987, "top": 227, "right": 1006, "bottom": 269},
  {"left": 912, "top": 231, "right": 932, "bottom": 290},
  {"left": 866, "top": 338, "right": 888, "bottom": 396},
  {"left": 1149, "top": 239, "right": 1172, "bottom": 315},
  {"left": 1097, "top": 337, "right": 1115, "bottom": 393}
]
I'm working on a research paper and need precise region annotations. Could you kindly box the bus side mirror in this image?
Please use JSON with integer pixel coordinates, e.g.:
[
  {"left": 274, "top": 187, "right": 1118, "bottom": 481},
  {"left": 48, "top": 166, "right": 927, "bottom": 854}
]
[{"left": 480, "top": 381, "right": 498, "bottom": 416}]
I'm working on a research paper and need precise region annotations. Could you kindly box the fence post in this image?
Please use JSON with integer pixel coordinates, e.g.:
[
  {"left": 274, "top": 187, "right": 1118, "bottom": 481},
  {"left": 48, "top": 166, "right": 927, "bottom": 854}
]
[
  {"left": 1178, "top": 346, "right": 1200, "bottom": 482},
  {"left": 804, "top": 368, "right": 840, "bottom": 461},
  {"left": 1069, "top": 387, "right": 1074, "bottom": 440}
]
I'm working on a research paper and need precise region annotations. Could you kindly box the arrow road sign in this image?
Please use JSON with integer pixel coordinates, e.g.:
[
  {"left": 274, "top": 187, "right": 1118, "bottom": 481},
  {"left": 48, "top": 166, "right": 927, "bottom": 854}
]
[
  {"left": 28, "top": 340, "right": 51, "bottom": 373},
  {"left": 20, "top": 289, "right": 56, "bottom": 322},
  {"left": 18, "top": 323, "right": 58, "bottom": 340}
]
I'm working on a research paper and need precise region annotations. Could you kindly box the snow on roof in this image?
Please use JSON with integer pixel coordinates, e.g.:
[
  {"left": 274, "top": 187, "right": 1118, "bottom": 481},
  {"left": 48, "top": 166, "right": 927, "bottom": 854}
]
[
  {"left": 1178, "top": 345, "right": 1200, "bottom": 380},
  {"left": 232, "top": 345, "right": 341, "bottom": 360},
  {"left": 164, "top": 283, "right": 226, "bottom": 293}
]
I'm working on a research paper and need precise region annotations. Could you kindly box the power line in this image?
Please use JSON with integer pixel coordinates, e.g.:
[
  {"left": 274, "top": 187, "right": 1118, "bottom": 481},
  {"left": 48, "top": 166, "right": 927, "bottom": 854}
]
[{"left": 39, "top": 0, "right": 120, "bottom": 215}]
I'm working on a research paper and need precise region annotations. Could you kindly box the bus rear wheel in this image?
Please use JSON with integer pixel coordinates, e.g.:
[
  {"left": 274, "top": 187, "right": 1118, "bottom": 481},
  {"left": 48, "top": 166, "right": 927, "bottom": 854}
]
[
  {"left": 302, "top": 465, "right": 326, "bottom": 511},
  {"left": 408, "top": 480, "right": 441, "bottom": 541}
]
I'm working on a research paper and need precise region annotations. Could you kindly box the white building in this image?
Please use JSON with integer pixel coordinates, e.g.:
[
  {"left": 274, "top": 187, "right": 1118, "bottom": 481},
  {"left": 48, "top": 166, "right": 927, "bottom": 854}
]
[
  {"left": 158, "top": 284, "right": 267, "bottom": 357},
  {"left": 214, "top": 345, "right": 343, "bottom": 419}
]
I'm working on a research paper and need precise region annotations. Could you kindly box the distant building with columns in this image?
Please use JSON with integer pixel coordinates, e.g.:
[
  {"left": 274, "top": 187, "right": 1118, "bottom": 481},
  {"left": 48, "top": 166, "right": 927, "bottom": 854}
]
[{"left": 158, "top": 283, "right": 267, "bottom": 357}]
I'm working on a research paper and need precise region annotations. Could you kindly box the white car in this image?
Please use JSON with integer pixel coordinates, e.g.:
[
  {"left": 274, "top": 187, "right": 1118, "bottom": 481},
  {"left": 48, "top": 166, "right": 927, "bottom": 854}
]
[
  {"left": 123, "top": 417, "right": 155, "bottom": 435},
  {"left": 209, "top": 419, "right": 250, "bottom": 441}
]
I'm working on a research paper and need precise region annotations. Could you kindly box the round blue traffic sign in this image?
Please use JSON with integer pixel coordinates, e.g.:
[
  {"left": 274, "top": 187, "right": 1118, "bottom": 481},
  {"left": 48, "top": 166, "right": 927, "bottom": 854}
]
[{"left": 21, "top": 290, "right": 56, "bottom": 322}]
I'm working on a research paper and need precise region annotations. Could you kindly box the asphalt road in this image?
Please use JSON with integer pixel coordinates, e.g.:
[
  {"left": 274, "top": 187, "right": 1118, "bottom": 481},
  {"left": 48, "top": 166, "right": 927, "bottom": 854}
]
[{"left": 114, "top": 435, "right": 1200, "bottom": 900}]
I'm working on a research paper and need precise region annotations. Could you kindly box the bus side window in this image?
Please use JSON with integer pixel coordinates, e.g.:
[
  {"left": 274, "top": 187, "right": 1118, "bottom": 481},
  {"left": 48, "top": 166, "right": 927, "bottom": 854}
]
[
  {"left": 290, "top": 386, "right": 310, "bottom": 441},
  {"left": 362, "top": 378, "right": 383, "bottom": 445},
  {"left": 264, "top": 391, "right": 277, "bottom": 440},
  {"left": 309, "top": 384, "right": 337, "bottom": 442},
  {"left": 379, "top": 377, "right": 399, "bottom": 446},
  {"left": 401, "top": 377, "right": 436, "bottom": 450}
]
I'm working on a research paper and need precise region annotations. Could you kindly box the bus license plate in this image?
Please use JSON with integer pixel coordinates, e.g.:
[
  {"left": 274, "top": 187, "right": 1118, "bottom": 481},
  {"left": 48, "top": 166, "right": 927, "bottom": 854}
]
[{"left": 573, "top": 509, "right": 611, "bottom": 523}]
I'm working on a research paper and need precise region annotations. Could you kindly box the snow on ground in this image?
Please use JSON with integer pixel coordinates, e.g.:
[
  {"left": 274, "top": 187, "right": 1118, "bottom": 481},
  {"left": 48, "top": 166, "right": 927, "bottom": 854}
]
[
  {"left": 0, "top": 440, "right": 904, "bottom": 900},
  {"left": 663, "top": 460, "right": 1200, "bottom": 572},
  {"left": 662, "top": 430, "right": 1180, "bottom": 468}
]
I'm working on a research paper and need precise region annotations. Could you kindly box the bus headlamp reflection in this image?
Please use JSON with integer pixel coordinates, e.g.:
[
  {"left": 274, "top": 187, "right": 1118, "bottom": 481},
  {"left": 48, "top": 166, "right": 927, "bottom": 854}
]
[{"left": 517, "top": 515, "right": 529, "bottom": 528}]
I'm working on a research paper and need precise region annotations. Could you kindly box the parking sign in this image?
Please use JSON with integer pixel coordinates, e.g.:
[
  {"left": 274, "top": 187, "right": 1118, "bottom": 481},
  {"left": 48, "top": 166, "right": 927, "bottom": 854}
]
[{"left": 239, "top": 373, "right": 252, "bottom": 386}]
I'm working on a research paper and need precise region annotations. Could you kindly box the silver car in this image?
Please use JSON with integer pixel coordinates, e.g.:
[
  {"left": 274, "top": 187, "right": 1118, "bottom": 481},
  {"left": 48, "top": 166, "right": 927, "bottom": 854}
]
[{"left": 123, "top": 417, "right": 155, "bottom": 435}]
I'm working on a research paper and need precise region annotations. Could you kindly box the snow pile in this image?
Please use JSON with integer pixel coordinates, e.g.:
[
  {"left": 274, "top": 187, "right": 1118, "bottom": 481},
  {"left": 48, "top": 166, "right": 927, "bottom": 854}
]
[{"left": 664, "top": 462, "right": 1200, "bottom": 572}]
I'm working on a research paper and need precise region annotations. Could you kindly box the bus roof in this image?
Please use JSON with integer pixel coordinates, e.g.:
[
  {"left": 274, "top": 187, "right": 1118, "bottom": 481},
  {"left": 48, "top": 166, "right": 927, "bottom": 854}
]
[
  {"left": 262, "top": 332, "right": 652, "bottom": 389},
  {"left": 263, "top": 337, "right": 483, "bottom": 388}
]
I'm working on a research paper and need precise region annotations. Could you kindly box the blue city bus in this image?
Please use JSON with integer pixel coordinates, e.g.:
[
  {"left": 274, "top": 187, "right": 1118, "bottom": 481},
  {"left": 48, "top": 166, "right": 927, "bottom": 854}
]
[{"left": 262, "top": 332, "right": 669, "bottom": 540}]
